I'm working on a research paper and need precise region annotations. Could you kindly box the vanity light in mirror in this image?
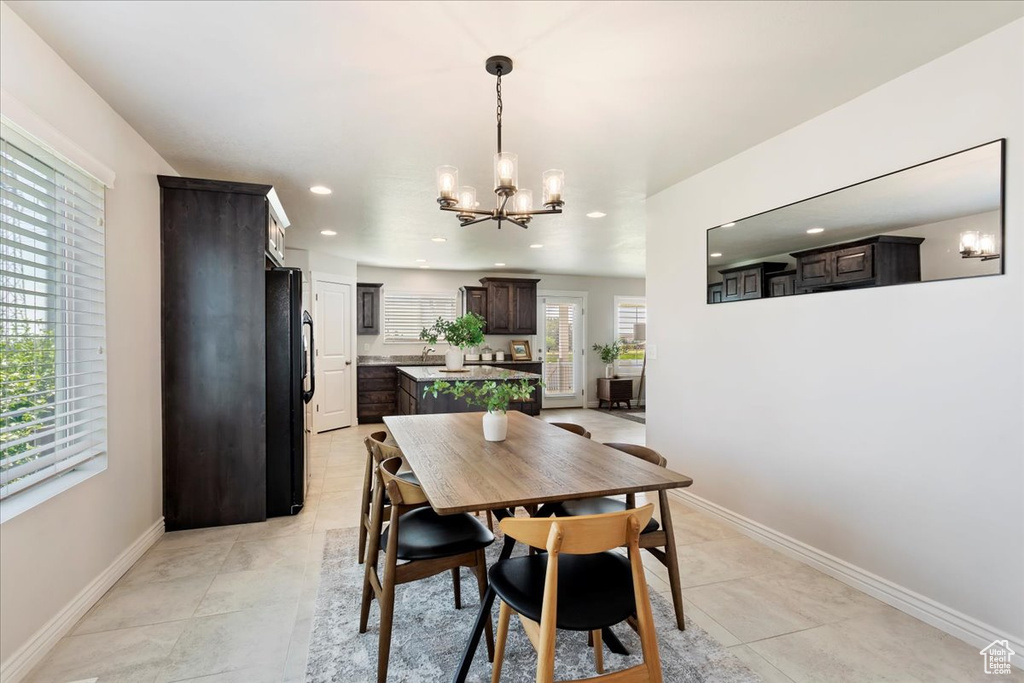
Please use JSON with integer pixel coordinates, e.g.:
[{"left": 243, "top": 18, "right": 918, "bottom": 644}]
[{"left": 960, "top": 230, "right": 1000, "bottom": 261}]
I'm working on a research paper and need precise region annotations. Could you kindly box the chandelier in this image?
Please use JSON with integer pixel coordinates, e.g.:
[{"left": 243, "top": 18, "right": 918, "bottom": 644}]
[{"left": 435, "top": 56, "right": 564, "bottom": 229}]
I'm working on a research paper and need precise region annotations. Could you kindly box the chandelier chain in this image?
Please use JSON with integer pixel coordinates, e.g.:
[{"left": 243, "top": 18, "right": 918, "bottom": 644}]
[{"left": 495, "top": 67, "right": 503, "bottom": 154}]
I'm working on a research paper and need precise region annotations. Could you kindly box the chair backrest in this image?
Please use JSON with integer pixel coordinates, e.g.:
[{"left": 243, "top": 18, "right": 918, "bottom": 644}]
[
  {"left": 603, "top": 442, "right": 666, "bottom": 468},
  {"left": 363, "top": 430, "right": 388, "bottom": 458},
  {"left": 379, "top": 456, "right": 427, "bottom": 506},
  {"left": 551, "top": 422, "right": 591, "bottom": 439},
  {"left": 500, "top": 504, "right": 654, "bottom": 555},
  {"left": 374, "top": 439, "right": 403, "bottom": 464}
]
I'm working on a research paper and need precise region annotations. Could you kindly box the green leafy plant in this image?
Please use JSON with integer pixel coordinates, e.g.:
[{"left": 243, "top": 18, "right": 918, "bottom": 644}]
[
  {"left": 419, "top": 312, "right": 487, "bottom": 350},
  {"left": 592, "top": 340, "right": 625, "bottom": 364},
  {"left": 423, "top": 375, "right": 540, "bottom": 413},
  {"left": 1, "top": 328, "right": 56, "bottom": 489}
]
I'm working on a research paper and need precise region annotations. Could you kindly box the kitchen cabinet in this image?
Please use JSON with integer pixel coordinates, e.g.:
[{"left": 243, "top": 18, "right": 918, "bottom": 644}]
[
  {"left": 479, "top": 277, "right": 540, "bottom": 334},
  {"left": 766, "top": 270, "right": 796, "bottom": 297},
  {"left": 159, "top": 175, "right": 287, "bottom": 530},
  {"left": 707, "top": 283, "right": 723, "bottom": 304},
  {"left": 356, "top": 282, "right": 382, "bottom": 335},
  {"left": 265, "top": 205, "right": 286, "bottom": 266},
  {"left": 718, "top": 262, "right": 788, "bottom": 302},
  {"left": 792, "top": 236, "right": 924, "bottom": 292},
  {"left": 357, "top": 364, "right": 398, "bottom": 423},
  {"left": 462, "top": 286, "right": 487, "bottom": 320}
]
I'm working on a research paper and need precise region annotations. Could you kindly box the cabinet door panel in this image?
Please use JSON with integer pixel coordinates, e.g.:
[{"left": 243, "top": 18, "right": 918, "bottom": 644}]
[
  {"left": 739, "top": 269, "right": 761, "bottom": 299},
  {"left": 486, "top": 282, "right": 513, "bottom": 333},
  {"left": 356, "top": 286, "right": 379, "bottom": 335},
  {"left": 796, "top": 254, "right": 830, "bottom": 288},
  {"left": 832, "top": 244, "right": 874, "bottom": 284},
  {"left": 722, "top": 273, "right": 742, "bottom": 300},
  {"left": 512, "top": 282, "right": 537, "bottom": 334},
  {"left": 708, "top": 283, "right": 723, "bottom": 304}
]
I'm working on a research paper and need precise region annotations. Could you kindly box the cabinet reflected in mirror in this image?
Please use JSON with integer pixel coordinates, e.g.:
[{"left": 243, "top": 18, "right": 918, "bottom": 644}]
[{"left": 706, "top": 140, "right": 1005, "bottom": 304}]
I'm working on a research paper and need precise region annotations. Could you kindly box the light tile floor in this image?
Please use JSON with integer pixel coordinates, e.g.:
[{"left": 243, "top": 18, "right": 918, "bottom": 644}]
[{"left": 23, "top": 408, "right": 1021, "bottom": 682}]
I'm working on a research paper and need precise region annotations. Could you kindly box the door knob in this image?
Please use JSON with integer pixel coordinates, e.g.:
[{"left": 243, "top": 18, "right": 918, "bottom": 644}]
[{"left": 345, "top": 361, "right": 352, "bottom": 365}]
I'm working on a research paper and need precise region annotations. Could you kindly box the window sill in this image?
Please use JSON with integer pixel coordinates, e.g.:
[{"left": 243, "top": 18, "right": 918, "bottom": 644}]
[{"left": 0, "top": 455, "right": 108, "bottom": 524}]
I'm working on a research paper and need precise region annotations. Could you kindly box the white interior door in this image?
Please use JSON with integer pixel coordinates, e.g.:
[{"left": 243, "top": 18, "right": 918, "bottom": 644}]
[
  {"left": 314, "top": 278, "right": 353, "bottom": 432},
  {"left": 539, "top": 295, "right": 585, "bottom": 408}
]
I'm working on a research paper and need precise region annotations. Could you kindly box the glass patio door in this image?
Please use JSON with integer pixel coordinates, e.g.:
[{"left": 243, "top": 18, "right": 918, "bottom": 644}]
[{"left": 539, "top": 295, "right": 585, "bottom": 408}]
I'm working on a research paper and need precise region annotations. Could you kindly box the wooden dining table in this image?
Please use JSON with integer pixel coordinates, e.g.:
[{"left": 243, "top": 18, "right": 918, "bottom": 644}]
[{"left": 383, "top": 410, "right": 694, "bottom": 683}]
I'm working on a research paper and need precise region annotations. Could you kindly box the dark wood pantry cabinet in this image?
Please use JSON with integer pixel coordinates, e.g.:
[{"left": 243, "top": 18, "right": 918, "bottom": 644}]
[{"left": 159, "top": 176, "right": 282, "bottom": 531}]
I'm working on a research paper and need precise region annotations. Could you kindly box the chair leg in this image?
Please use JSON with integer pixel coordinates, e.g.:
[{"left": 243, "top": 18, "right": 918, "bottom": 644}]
[
  {"left": 591, "top": 629, "right": 604, "bottom": 674},
  {"left": 376, "top": 523, "right": 400, "bottom": 683},
  {"left": 359, "top": 487, "right": 385, "bottom": 633},
  {"left": 491, "top": 600, "right": 512, "bottom": 683},
  {"left": 451, "top": 567, "right": 462, "bottom": 610},
  {"left": 472, "top": 548, "right": 495, "bottom": 661},
  {"left": 659, "top": 490, "right": 686, "bottom": 630},
  {"left": 486, "top": 510, "right": 494, "bottom": 531}
]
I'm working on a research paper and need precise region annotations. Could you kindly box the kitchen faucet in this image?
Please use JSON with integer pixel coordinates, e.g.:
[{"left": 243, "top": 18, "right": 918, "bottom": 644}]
[{"left": 421, "top": 346, "right": 435, "bottom": 361}]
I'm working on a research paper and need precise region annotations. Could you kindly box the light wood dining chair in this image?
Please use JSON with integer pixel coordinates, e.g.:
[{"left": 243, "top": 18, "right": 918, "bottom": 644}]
[
  {"left": 549, "top": 422, "right": 592, "bottom": 439},
  {"left": 551, "top": 443, "right": 685, "bottom": 630},
  {"left": 489, "top": 504, "right": 663, "bottom": 683},
  {"left": 361, "top": 456, "right": 496, "bottom": 683},
  {"left": 358, "top": 433, "right": 420, "bottom": 564}
]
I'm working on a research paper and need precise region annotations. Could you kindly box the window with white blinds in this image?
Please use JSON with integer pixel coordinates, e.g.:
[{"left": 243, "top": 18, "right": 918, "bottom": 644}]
[
  {"left": 383, "top": 292, "right": 457, "bottom": 343},
  {"left": 614, "top": 296, "right": 646, "bottom": 374},
  {"left": 1, "top": 123, "right": 107, "bottom": 501}
]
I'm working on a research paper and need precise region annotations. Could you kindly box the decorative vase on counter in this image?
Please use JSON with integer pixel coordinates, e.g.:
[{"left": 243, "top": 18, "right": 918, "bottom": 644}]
[
  {"left": 446, "top": 347, "right": 465, "bottom": 371},
  {"left": 482, "top": 410, "right": 509, "bottom": 441}
]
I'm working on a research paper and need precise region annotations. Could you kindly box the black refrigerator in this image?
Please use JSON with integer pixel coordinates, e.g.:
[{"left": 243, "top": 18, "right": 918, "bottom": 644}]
[{"left": 266, "top": 268, "right": 315, "bottom": 517}]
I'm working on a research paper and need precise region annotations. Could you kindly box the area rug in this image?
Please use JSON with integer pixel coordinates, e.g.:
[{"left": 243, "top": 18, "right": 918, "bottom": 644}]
[
  {"left": 306, "top": 527, "right": 759, "bottom": 682},
  {"left": 608, "top": 407, "right": 646, "bottom": 425}
]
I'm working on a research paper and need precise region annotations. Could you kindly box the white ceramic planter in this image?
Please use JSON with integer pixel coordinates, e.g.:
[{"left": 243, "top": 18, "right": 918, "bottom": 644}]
[
  {"left": 605, "top": 363, "right": 614, "bottom": 379},
  {"left": 445, "top": 347, "right": 465, "bottom": 371},
  {"left": 482, "top": 410, "right": 508, "bottom": 442}
]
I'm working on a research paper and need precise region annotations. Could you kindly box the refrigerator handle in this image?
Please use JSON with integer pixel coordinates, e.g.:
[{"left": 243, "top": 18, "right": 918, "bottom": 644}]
[{"left": 302, "top": 311, "right": 315, "bottom": 404}]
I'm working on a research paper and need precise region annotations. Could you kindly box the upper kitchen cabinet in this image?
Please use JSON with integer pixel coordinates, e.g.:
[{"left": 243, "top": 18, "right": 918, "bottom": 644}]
[
  {"left": 461, "top": 286, "right": 487, "bottom": 320},
  {"left": 479, "top": 277, "right": 540, "bottom": 335},
  {"left": 357, "top": 282, "right": 383, "bottom": 335},
  {"left": 264, "top": 191, "right": 289, "bottom": 266}
]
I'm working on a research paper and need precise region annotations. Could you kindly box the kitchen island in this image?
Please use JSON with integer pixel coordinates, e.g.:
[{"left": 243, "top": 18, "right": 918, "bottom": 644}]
[{"left": 396, "top": 365, "right": 543, "bottom": 416}]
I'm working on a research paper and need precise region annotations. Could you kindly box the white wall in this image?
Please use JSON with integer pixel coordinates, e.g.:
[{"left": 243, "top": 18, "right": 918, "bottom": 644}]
[
  {"left": 647, "top": 19, "right": 1023, "bottom": 648},
  {"left": 0, "top": 2, "right": 176, "bottom": 670},
  {"left": 355, "top": 266, "right": 645, "bottom": 401}
]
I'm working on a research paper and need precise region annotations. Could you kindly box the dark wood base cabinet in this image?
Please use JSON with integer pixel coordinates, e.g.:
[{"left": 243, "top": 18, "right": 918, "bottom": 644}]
[
  {"left": 357, "top": 365, "right": 399, "bottom": 423},
  {"left": 397, "top": 372, "right": 542, "bottom": 417}
]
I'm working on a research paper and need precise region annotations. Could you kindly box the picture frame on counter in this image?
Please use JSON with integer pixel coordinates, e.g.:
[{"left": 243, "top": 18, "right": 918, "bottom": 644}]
[{"left": 510, "top": 339, "right": 531, "bottom": 361}]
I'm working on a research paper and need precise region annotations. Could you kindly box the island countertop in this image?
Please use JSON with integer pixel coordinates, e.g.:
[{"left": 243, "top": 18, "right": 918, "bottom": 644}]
[{"left": 397, "top": 365, "right": 542, "bottom": 382}]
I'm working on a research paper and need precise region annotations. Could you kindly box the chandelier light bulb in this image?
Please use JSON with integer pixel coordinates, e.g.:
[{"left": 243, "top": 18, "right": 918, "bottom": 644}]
[
  {"left": 959, "top": 230, "right": 980, "bottom": 255},
  {"left": 436, "top": 165, "right": 459, "bottom": 205},
  {"left": 979, "top": 233, "right": 996, "bottom": 254},
  {"left": 513, "top": 189, "right": 533, "bottom": 213},
  {"left": 542, "top": 169, "right": 565, "bottom": 207},
  {"left": 494, "top": 153, "right": 518, "bottom": 195},
  {"left": 458, "top": 186, "right": 477, "bottom": 212}
]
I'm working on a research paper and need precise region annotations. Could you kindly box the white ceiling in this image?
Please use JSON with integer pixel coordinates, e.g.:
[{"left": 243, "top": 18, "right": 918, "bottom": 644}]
[
  {"left": 8, "top": 1, "right": 1022, "bottom": 277},
  {"left": 708, "top": 140, "right": 1004, "bottom": 265}
]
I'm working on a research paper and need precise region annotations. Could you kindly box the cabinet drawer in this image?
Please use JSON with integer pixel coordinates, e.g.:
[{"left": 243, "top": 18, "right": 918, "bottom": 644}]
[
  {"left": 357, "top": 390, "right": 396, "bottom": 404},
  {"left": 832, "top": 244, "right": 874, "bottom": 283},
  {"left": 357, "top": 366, "right": 397, "bottom": 379},
  {"left": 357, "top": 377, "right": 397, "bottom": 392}
]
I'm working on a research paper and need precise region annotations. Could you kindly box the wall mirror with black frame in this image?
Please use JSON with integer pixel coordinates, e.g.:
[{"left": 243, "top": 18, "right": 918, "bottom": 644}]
[{"left": 706, "top": 139, "right": 1005, "bottom": 304}]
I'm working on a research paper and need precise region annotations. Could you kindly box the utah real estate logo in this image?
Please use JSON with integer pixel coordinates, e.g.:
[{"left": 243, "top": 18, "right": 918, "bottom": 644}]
[{"left": 980, "top": 640, "right": 1015, "bottom": 675}]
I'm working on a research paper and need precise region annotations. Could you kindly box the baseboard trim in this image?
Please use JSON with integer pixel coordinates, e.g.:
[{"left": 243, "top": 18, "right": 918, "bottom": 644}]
[
  {"left": 0, "top": 517, "right": 165, "bottom": 682},
  {"left": 669, "top": 489, "right": 1023, "bottom": 655}
]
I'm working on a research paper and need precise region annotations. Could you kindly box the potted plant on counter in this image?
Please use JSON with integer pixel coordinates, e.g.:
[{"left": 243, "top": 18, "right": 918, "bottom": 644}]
[
  {"left": 420, "top": 312, "right": 487, "bottom": 371},
  {"left": 592, "top": 340, "right": 624, "bottom": 378},
  {"left": 423, "top": 376, "right": 540, "bottom": 441}
]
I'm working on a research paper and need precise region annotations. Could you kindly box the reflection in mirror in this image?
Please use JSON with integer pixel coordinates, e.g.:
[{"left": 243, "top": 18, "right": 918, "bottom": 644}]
[{"left": 706, "top": 140, "right": 1004, "bottom": 304}]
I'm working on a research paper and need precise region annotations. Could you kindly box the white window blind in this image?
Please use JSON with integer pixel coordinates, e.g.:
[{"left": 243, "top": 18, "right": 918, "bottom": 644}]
[
  {"left": 1, "top": 122, "right": 107, "bottom": 501},
  {"left": 383, "top": 291, "right": 457, "bottom": 343},
  {"left": 615, "top": 296, "right": 646, "bottom": 373}
]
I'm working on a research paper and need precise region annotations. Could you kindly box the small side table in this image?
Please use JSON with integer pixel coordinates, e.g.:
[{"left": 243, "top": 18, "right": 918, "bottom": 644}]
[{"left": 597, "top": 377, "right": 633, "bottom": 410}]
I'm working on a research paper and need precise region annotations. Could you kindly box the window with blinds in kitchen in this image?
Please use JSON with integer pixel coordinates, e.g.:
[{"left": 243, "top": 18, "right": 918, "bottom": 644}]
[
  {"left": 1, "top": 122, "right": 107, "bottom": 501},
  {"left": 614, "top": 295, "right": 646, "bottom": 375},
  {"left": 383, "top": 291, "right": 457, "bottom": 343}
]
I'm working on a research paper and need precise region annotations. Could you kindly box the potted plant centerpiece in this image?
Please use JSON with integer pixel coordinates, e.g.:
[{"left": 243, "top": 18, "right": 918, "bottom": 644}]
[
  {"left": 592, "top": 340, "right": 624, "bottom": 378},
  {"left": 420, "top": 312, "right": 487, "bottom": 371},
  {"left": 423, "top": 375, "right": 539, "bottom": 441}
]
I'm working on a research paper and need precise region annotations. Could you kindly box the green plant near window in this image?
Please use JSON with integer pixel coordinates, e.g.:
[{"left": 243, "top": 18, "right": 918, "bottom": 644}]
[
  {"left": 419, "top": 312, "right": 487, "bottom": 349},
  {"left": 423, "top": 375, "right": 540, "bottom": 413},
  {"left": 0, "top": 328, "right": 56, "bottom": 477},
  {"left": 592, "top": 340, "right": 625, "bottom": 364}
]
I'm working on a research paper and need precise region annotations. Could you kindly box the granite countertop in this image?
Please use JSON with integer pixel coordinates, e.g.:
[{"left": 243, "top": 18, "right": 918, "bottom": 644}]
[
  {"left": 358, "top": 355, "right": 539, "bottom": 367},
  {"left": 396, "top": 365, "right": 542, "bottom": 381}
]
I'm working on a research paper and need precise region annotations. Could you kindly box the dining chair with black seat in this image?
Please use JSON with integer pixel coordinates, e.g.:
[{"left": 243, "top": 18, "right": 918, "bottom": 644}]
[
  {"left": 489, "top": 504, "right": 663, "bottom": 683},
  {"left": 549, "top": 422, "right": 591, "bottom": 439},
  {"left": 361, "top": 456, "right": 496, "bottom": 683},
  {"left": 358, "top": 433, "right": 421, "bottom": 564},
  {"left": 550, "top": 443, "right": 685, "bottom": 630}
]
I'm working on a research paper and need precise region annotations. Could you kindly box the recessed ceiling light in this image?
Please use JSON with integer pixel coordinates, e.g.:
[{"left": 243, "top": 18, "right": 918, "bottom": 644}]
[
  {"left": 415, "top": 259, "right": 427, "bottom": 263},
  {"left": 419, "top": 265, "right": 430, "bottom": 269},
  {"left": 529, "top": 244, "right": 543, "bottom": 249},
  {"left": 709, "top": 252, "right": 722, "bottom": 258},
  {"left": 806, "top": 227, "right": 825, "bottom": 234},
  {"left": 494, "top": 262, "right": 506, "bottom": 267},
  {"left": 721, "top": 222, "right": 736, "bottom": 228},
  {"left": 309, "top": 185, "right": 332, "bottom": 195},
  {"left": 431, "top": 237, "right": 447, "bottom": 243},
  {"left": 586, "top": 211, "right": 606, "bottom": 218},
  {"left": 320, "top": 229, "right": 337, "bottom": 236}
]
